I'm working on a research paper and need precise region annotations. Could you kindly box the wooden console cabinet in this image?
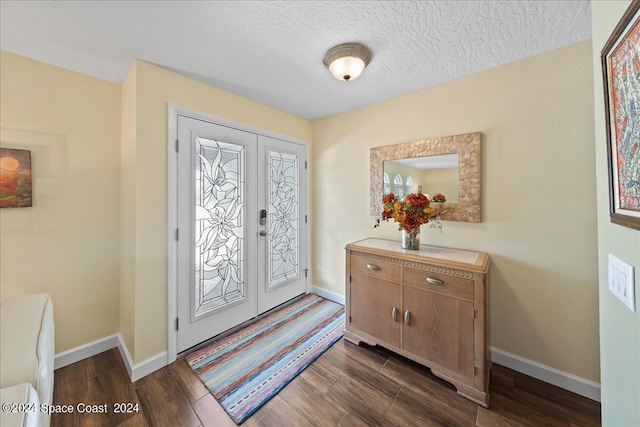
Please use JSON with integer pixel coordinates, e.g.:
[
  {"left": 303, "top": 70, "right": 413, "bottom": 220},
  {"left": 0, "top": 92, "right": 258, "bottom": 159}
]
[{"left": 345, "top": 238, "right": 491, "bottom": 407}]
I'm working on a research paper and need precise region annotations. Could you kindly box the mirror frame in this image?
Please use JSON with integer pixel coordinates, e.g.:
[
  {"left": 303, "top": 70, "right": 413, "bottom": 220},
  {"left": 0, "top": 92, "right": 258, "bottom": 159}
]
[{"left": 370, "top": 132, "right": 481, "bottom": 222}]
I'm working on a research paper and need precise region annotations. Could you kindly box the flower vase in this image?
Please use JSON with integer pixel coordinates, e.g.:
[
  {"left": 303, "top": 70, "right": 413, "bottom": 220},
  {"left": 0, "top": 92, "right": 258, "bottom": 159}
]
[{"left": 401, "top": 227, "right": 420, "bottom": 250}]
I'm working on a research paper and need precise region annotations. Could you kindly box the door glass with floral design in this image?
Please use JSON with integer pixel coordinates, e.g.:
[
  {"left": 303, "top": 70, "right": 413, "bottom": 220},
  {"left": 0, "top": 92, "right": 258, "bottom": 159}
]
[
  {"left": 266, "top": 151, "right": 299, "bottom": 288},
  {"left": 194, "top": 138, "right": 246, "bottom": 316}
]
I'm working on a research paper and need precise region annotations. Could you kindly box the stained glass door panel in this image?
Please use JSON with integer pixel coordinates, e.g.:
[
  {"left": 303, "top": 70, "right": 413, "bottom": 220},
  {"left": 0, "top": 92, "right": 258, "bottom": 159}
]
[
  {"left": 194, "top": 138, "right": 246, "bottom": 316},
  {"left": 266, "top": 150, "right": 299, "bottom": 288}
]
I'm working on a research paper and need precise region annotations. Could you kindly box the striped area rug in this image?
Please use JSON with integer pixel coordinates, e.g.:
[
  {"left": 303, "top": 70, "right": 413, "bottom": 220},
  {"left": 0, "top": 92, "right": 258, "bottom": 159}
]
[{"left": 186, "top": 294, "right": 345, "bottom": 425}]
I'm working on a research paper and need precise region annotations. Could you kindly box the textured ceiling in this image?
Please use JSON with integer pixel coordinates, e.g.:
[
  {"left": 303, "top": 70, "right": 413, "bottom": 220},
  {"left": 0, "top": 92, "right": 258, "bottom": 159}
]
[{"left": 0, "top": 1, "right": 591, "bottom": 121}]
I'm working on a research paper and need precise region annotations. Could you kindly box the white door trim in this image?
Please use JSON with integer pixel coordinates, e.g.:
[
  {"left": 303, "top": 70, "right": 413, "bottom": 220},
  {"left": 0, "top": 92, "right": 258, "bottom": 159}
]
[{"left": 166, "top": 104, "right": 310, "bottom": 364}]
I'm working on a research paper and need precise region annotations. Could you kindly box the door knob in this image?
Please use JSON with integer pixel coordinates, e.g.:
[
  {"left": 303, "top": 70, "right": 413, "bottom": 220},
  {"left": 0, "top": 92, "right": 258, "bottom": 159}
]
[{"left": 259, "top": 230, "right": 267, "bottom": 236}]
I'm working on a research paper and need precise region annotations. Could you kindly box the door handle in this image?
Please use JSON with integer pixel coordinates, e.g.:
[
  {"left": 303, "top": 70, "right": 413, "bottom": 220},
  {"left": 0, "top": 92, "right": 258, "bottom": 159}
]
[
  {"left": 259, "top": 209, "right": 267, "bottom": 225},
  {"left": 259, "top": 230, "right": 267, "bottom": 236},
  {"left": 391, "top": 306, "right": 398, "bottom": 321},
  {"left": 404, "top": 310, "right": 411, "bottom": 325}
]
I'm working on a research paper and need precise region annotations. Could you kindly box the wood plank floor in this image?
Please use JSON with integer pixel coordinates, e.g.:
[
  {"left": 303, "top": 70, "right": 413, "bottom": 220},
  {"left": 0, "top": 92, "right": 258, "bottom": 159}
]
[{"left": 51, "top": 339, "right": 601, "bottom": 427}]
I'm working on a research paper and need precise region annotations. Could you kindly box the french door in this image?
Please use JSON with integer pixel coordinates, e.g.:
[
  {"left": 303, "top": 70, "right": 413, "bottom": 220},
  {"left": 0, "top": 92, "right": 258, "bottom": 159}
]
[{"left": 175, "top": 115, "right": 307, "bottom": 353}]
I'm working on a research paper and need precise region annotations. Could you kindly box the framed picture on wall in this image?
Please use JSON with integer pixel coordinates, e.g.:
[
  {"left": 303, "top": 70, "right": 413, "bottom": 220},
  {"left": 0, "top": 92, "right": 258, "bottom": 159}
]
[
  {"left": 0, "top": 147, "right": 32, "bottom": 208},
  {"left": 601, "top": 0, "right": 640, "bottom": 231}
]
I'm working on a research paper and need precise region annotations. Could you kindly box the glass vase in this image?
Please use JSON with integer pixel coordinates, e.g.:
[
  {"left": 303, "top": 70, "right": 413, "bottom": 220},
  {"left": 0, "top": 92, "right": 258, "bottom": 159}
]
[{"left": 401, "top": 227, "right": 420, "bottom": 250}]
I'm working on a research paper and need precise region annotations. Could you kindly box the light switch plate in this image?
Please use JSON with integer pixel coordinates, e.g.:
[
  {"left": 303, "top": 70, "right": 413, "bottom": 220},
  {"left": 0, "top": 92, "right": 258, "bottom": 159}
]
[{"left": 608, "top": 254, "right": 636, "bottom": 312}]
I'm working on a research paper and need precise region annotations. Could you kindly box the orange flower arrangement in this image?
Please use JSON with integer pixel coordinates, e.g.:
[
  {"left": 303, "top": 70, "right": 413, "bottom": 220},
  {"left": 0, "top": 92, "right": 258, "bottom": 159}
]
[{"left": 375, "top": 192, "right": 446, "bottom": 231}]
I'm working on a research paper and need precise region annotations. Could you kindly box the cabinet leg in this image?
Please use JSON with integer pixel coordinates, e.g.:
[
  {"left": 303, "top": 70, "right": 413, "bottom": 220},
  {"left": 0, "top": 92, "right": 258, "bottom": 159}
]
[
  {"left": 344, "top": 330, "right": 376, "bottom": 347},
  {"left": 431, "top": 369, "right": 490, "bottom": 408}
]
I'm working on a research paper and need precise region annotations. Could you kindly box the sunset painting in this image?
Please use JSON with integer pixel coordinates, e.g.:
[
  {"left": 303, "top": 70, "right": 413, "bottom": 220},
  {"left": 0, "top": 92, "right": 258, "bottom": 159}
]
[{"left": 0, "top": 148, "right": 32, "bottom": 208}]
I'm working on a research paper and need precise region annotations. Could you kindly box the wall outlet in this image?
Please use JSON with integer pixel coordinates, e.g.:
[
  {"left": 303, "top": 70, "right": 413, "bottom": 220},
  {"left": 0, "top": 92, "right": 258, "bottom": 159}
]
[{"left": 608, "top": 254, "right": 636, "bottom": 312}]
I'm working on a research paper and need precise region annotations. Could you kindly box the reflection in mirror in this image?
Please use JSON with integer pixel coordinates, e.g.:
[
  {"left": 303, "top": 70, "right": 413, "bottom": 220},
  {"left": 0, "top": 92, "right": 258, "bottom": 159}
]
[
  {"left": 370, "top": 132, "right": 481, "bottom": 222},
  {"left": 383, "top": 154, "right": 459, "bottom": 202}
]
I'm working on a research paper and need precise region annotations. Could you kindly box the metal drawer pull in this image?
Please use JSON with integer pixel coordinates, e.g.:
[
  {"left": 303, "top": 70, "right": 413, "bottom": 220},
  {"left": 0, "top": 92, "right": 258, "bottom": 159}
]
[
  {"left": 366, "top": 264, "right": 380, "bottom": 271},
  {"left": 404, "top": 310, "right": 411, "bottom": 325},
  {"left": 391, "top": 306, "right": 398, "bottom": 321},
  {"left": 426, "top": 277, "right": 444, "bottom": 285}
]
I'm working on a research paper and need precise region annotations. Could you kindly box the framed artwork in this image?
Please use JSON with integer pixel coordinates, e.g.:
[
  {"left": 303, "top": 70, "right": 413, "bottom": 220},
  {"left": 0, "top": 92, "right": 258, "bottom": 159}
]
[
  {"left": 0, "top": 147, "right": 32, "bottom": 208},
  {"left": 602, "top": 0, "right": 640, "bottom": 231}
]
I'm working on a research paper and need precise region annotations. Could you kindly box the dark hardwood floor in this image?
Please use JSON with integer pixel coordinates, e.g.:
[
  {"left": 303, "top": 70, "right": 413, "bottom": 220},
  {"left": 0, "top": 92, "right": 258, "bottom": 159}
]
[{"left": 51, "top": 339, "right": 601, "bottom": 427}]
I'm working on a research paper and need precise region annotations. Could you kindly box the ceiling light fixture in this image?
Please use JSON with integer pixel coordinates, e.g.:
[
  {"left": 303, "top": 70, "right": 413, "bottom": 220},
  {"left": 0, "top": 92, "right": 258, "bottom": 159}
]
[{"left": 323, "top": 43, "right": 372, "bottom": 82}]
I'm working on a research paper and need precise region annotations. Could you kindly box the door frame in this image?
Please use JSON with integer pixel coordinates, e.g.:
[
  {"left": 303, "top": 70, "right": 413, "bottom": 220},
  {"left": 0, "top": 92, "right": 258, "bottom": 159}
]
[{"left": 166, "top": 104, "right": 310, "bottom": 364}]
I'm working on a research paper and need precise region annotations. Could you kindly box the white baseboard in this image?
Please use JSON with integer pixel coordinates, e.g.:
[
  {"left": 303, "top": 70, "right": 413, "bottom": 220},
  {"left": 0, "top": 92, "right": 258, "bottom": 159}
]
[
  {"left": 312, "top": 286, "right": 345, "bottom": 305},
  {"left": 54, "top": 333, "right": 167, "bottom": 382},
  {"left": 490, "top": 347, "right": 601, "bottom": 402},
  {"left": 116, "top": 334, "right": 167, "bottom": 382},
  {"left": 54, "top": 334, "right": 120, "bottom": 370}
]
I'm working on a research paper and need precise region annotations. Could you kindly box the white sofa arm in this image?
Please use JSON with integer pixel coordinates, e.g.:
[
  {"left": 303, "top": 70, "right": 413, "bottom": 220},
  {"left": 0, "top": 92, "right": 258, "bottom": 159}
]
[
  {"left": 0, "top": 294, "right": 54, "bottom": 427},
  {"left": 0, "top": 383, "right": 42, "bottom": 427},
  {"left": 36, "top": 298, "right": 54, "bottom": 410}
]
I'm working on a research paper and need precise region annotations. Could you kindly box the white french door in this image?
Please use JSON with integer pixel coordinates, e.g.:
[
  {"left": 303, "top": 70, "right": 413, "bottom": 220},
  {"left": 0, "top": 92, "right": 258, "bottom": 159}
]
[{"left": 175, "top": 114, "right": 307, "bottom": 353}]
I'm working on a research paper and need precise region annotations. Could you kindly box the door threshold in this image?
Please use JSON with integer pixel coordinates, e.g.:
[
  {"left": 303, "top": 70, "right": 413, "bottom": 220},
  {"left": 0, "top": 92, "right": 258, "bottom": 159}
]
[{"left": 177, "top": 292, "right": 308, "bottom": 358}]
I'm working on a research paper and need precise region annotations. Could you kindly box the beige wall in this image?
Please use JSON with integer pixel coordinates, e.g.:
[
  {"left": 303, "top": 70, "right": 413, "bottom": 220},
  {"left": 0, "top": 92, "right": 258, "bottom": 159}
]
[
  {"left": 0, "top": 51, "right": 121, "bottom": 353},
  {"left": 122, "top": 60, "right": 312, "bottom": 362},
  {"left": 312, "top": 41, "right": 600, "bottom": 382},
  {"left": 591, "top": 1, "right": 640, "bottom": 425}
]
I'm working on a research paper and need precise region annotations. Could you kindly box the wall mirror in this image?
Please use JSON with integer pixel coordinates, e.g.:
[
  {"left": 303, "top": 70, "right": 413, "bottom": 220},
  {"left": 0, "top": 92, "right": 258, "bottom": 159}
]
[
  {"left": 370, "top": 132, "right": 481, "bottom": 222},
  {"left": 384, "top": 154, "right": 460, "bottom": 202}
]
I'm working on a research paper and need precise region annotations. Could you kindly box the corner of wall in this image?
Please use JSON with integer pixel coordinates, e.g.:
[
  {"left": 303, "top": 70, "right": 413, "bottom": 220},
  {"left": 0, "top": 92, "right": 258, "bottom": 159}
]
[{"left": 119, "top": 61, "right": 138, "bottom": 360}]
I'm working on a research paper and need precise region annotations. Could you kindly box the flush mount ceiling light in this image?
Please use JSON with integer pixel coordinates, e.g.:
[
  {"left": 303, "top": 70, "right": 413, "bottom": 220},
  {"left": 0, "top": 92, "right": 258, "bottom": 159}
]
[{"left": 323, "top": 43, "right": 372, "bottom": 82}]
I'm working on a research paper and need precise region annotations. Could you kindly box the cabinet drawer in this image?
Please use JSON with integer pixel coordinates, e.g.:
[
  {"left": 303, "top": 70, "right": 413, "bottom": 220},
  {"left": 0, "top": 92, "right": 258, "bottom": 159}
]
[
  {"left": 402, "top": 267, "right": 473, "bottom": 300},
  {"left": 350, "top": 255, "right": 400, "bottom": 282}
]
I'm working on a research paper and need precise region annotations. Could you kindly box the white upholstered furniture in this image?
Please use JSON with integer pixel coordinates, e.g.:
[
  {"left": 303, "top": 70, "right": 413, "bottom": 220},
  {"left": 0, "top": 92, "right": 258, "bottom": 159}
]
[{"left": 1, "top": 294, "right": 55, "bottom": 427}]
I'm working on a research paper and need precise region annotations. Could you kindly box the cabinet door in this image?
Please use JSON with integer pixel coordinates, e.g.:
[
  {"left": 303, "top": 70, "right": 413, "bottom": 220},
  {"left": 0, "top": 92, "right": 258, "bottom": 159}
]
[
  {"left": 402, "top": 286, "right": 474, "bottom": 380},
  {"left": 349, "top": 272, "right": 401, "bottom": 347}
]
